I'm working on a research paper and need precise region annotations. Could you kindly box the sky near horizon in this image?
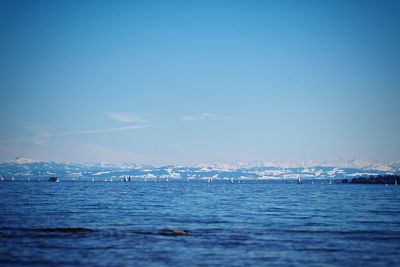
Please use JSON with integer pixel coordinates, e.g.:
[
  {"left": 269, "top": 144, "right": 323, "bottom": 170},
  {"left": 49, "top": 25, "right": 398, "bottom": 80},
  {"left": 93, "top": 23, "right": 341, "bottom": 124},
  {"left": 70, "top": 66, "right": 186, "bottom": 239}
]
[{"left": 0, "top": 0, "right": 399, "bottom": 165}]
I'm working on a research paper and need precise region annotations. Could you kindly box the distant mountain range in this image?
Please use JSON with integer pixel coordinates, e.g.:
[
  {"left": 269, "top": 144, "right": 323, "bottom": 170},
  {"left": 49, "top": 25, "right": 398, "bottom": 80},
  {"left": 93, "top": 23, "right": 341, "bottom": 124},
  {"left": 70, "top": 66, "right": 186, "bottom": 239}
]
[{"left": 0, "top": 157, "right": 399, "bottom": 181}]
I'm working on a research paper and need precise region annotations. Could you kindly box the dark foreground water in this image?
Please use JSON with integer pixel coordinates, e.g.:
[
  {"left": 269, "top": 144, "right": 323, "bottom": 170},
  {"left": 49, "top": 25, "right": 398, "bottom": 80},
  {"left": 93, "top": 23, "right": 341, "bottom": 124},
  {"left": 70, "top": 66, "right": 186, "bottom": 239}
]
[{"left": 1, "top": 181, "right": 399, "bottom": 267}]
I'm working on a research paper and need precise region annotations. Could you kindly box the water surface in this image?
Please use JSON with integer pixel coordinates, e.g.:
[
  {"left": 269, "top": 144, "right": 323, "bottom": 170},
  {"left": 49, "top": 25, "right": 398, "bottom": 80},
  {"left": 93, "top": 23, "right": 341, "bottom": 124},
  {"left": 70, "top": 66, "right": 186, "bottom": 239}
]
[{"left": 1, "top": 181, "right": 399, "bottom": 266}]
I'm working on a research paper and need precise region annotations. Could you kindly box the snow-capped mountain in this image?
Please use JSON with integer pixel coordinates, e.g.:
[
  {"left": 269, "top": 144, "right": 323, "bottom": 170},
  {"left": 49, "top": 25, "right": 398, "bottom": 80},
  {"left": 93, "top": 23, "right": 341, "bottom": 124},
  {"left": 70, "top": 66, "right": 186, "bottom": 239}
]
[
  {"left": 11, "top": 157, "right": 41, "bottom": 164},
  {"left": 0, "top": 157, "right": 399, "bottom": 181},
  {"left": 195, "top": 159, "right": 400, "bottom": 172}
]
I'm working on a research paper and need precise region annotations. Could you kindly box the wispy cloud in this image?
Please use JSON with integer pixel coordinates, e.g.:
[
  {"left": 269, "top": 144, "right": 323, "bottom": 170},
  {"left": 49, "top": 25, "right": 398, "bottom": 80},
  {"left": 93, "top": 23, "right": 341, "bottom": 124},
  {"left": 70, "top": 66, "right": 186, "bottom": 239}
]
[
  {"left": 106, "top": 112, "right": 147, "bottom": 123},
  {"left": 53, "top": 125, "right": 149, "bottom": 137},
  {"left": 13, "top": 123, "right": 51, "bottom": 145},
  {"left": 180, "top": 112, "right": 240, "bottom": 122},
  {"left": 3, "top": 121, "right": 149, "bottom": 145}
]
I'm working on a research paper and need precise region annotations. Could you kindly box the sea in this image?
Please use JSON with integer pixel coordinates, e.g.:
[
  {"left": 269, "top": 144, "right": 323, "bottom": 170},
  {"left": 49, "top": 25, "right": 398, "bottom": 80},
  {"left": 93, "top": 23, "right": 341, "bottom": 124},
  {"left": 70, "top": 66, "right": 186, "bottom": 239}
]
[{"left": 1, "top": 181, "right": 399, "bottom": 266}]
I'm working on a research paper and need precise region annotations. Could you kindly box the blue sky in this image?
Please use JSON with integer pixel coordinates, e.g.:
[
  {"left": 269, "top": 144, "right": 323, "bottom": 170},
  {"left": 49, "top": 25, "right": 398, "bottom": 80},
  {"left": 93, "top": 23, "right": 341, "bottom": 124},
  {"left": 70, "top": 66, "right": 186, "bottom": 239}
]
[{"left": 0, "top": 0, "right": 399, "bottom": 165}]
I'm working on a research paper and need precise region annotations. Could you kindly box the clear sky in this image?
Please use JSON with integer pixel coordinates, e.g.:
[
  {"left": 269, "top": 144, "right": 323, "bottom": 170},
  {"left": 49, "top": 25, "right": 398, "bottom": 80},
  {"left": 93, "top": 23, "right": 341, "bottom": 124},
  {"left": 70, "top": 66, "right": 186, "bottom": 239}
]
[{"left": 0, "top": 0, "right": 399, "bottom": 165}]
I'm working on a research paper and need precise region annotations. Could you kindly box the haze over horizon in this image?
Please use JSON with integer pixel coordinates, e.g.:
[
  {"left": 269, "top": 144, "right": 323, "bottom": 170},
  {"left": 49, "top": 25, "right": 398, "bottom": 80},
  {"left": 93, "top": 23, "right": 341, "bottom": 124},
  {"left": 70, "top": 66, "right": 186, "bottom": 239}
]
[
  {"left": 2, "top": 156, "right": 400, "bottom": 171},
  {"left": 1, "top": 0, "right": 399, "bottom": 165}
]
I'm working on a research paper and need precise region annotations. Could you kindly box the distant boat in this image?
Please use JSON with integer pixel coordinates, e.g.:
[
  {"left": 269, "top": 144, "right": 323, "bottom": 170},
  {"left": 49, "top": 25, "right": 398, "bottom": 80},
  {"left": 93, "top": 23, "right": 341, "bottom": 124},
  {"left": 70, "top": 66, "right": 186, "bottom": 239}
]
[
  {"left": 297, "top": 176, "right": 302, "bottom": 184},
  {"left": 329, "top": 179, "right": 332, "bottom": 185},
  {"left": 123, "top": 176, "right": 132, "bottom": 182},
  {"left": 0, "top": 175, "right": 4, "bottom": 181},
  {"left": 48, "top": 177, "right": 60, "bottom": 182},
  {"left": 230, "top": 178, "right": 234, "bottom": 184}
]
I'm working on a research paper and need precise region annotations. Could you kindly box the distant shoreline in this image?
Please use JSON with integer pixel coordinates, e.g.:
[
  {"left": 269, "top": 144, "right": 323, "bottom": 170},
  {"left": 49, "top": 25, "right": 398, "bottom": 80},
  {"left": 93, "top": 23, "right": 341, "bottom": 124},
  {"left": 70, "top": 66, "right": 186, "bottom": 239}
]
[{"left": 349, "top": 175, "right": 400, "bottom": 185}]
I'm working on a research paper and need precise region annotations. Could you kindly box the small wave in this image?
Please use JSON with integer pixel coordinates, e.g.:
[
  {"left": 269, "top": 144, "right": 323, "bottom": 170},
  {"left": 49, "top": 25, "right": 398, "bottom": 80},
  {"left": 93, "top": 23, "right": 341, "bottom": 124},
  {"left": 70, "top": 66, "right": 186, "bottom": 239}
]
[
  {"left": 298, "top": 248, "right": 340, "bottom": 252},
  {"left": 102, "top": 229, "right": 192, "bottom": 237},
  {"left": 33, "top": 227, "right": 95, "bottom": 233},
  {"left": 285, "top": 229, "right": 384, "bottom": 235},
  {"left": 157, "top": 229, "right": 190, "bottom": 236}
]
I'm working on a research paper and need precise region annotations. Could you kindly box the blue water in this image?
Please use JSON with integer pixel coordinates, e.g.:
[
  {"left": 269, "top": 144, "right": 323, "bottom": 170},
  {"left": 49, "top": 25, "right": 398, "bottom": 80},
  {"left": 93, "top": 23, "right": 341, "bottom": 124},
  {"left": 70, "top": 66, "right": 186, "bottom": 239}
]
[{"left": 1, "top": 181, "right": 400, "bottom": 266}]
